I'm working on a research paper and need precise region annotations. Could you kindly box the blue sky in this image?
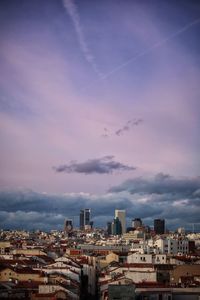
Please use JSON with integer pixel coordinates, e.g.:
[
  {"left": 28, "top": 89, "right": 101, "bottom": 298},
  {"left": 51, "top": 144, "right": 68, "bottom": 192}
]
[{"left": 0, "top": 0, "right": 200, "bottom": 230}]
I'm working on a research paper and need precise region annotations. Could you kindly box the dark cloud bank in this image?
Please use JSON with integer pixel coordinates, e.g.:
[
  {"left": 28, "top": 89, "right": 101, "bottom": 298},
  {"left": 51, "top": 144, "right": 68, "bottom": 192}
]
[
  {"left": 53, "top": 156, "right": 135, "bottom": 174},
  {"left": 0, "top": 173, "right": 200, "bottom": 231}
]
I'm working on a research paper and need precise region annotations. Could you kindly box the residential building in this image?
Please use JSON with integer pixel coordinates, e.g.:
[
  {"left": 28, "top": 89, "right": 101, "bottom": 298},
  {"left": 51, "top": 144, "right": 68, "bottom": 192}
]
[{"left": 154, "top": 237, "right": 190, "bottom": 255}]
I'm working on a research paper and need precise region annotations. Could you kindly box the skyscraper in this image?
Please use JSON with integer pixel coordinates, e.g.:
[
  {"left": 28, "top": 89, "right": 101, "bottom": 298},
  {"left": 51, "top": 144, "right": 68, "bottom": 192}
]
[
  {"left": 84, "top": 208, "right": 91, "bottom": 226},
  {"left": 80, "top": 210, "right": 84, "bottom": 230},
  {"left": 154, "top": 219, "right": 165, "bottom": 234},
  {"left": 107, "top": 222, "right": 112, "bottom": 235},
  {"left": 80, "top": 209, "right": 91, "bottom": 230},
  {"left": 64, "top": 219, "right": 73, "bottom": 233},
  {"left": 112, "top": 217, "right": 122, "bottom": 235},
  {"left": 132, "top": 218, "right": 142, "bottom": 229},
  {"left": 115, "top": 209, "right": 126, "bottom": 234}
]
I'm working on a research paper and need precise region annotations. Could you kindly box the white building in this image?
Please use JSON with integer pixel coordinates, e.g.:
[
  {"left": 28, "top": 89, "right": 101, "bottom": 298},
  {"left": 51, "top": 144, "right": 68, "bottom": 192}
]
[
  {"left": 154, "top": 237, "right": 189, "bottom": 255},
  {"left": 127, "top": 253, "right": 167, "bottom": 264},
  {"left": 39, "top": 285, "right": 78, "bottom": 299}
]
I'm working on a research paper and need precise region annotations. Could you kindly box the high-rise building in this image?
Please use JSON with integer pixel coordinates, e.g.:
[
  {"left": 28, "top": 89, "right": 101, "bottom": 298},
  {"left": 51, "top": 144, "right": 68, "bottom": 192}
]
[
  {"left": 154, "top": 219, "right": 165, "bottom": 235},
  {"left": 115, "top": 209, "right": 126, "bottom": 234},
  {"left": 132, "top": 218, "right": 142, "bottom": 229},
  {"left": 80, "top": 210, "right": 84, "bottom": 230},
  {"left": 107, "top": 222, "right": 112, "bottom": 235},
  {"left": 112, "top": 217, "right": 122, "bottom": 235},
  {"left": 64, "top": 219, "right": 73, "bottom": 233},
  {"left": 80, "top": 209, "right": 91, "bottom": 230},
  {"left": 84, "top": 208, "right": 91, "bottom": 226}
]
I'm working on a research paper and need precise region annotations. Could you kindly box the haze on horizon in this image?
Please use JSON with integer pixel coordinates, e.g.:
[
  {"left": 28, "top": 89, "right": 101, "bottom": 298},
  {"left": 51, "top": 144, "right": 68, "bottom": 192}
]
[{"left": 0, "top": 0, "right": 200, "bottom": 231}]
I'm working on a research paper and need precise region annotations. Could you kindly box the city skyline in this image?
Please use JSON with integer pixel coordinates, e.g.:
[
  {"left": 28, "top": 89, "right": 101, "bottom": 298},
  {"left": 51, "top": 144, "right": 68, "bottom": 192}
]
[{"left": 0, "top": 0, "right": 200, "bottom": 231}]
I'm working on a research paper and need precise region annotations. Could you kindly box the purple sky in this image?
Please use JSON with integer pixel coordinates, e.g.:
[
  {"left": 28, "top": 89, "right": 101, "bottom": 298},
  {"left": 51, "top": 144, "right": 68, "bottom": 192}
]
[{"left": 0, "top": 0, "right": 200, "bottom": 230}]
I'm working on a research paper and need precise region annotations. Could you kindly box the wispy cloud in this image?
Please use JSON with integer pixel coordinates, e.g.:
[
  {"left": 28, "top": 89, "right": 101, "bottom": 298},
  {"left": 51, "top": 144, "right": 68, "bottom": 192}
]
[
  {"left": 63, "top": 0, "right": 102, "bottom": 77},
  {"left": 101, "top": 118, "right": 143, "bottom": 137},
  {"left": 101, "top": 127, "right": 110, "bottom": 138},
  {"left": 115, "top": 118, "right": 143, "bottom": 136},
  {"left": 53, "top": 155, "right": 136, "bottom": 174}
]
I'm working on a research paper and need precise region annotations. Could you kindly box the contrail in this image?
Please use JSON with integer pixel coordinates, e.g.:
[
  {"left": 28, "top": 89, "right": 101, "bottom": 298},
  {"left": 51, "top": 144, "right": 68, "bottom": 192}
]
[
  {"left": 63, "top": 0, "right": 102, "bottom": 77},
  {"left": 82, "top": 17, "right": 200, "bottom": 90},
  {"left": 101, "top": 17, "right": 200, "bottom": 80}
]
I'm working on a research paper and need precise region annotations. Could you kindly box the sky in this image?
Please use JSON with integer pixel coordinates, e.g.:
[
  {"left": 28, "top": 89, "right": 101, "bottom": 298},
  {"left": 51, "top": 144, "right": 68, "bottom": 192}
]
[{"left": 0, "top": 0, "right": 200, "bottom": 231}]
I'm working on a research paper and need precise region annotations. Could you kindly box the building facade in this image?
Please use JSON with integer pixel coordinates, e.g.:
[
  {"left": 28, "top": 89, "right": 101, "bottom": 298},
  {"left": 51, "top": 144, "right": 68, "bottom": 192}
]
[
  {"left": 80, "top": 209, "right": 91, "bottom": 230},
  {"left": 154, "top": 219, "right": 165, "bottom": 235},
  {"left": 115, "top": 210, "right": 126, "bottom": 234},
  {"left": 107, "top": 222, "right": 112, "bottom": 235},
  {"left": 132, "top": 218, "right": 142, "bottom": 229},
  {"left": 64, "top": 219, "right": 73, "bottom": 233},
  {"left": 112, "top": 217, "right": 122, "bottom": 235}
]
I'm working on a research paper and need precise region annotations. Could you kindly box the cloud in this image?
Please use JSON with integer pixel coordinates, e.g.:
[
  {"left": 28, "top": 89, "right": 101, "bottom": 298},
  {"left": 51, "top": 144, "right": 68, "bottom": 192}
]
[
  {"left": 101, "top": 118, "right": 143, "bottom": 138},
  {"left": 0, "top": 189, "right": 170, "bottom": 230},
  {"left": 115, "top": 118, "right": 143, "bottom": 136},
  {"left": 109, "top": 173, "right": 200, "bottom": 196},
  {"left": 0, "top": 210, "right": 65, "bottom": 231},
  {"left": 0, "top": 174, "right": 200, "bottom": 231},
  {"left": 101, "top": 127, "right": 109, "bottom": 138},
  {"left": 53, "top": 156, "right": 136, "bottom": 174},
  {"left": 62, "top": 0, "right": 102, "bottom": 77},
  {"left": 116, "top": 125, "right": 129, "bottom": 136}
]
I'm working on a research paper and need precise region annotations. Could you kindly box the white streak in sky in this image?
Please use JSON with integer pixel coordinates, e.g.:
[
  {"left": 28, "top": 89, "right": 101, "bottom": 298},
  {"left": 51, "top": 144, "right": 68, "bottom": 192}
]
[
  {"left": 82, "top": 17, "right": 200, "bottom": 90},
  {"left": 63, "top": 0, "right": 102, "bottom": 77},
  {"left": 101, "top": 18, "right": 200, "bottom": 80}
]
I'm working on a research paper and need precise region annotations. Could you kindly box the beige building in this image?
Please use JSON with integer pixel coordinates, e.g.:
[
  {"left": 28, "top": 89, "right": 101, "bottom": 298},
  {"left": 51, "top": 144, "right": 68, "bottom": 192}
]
[
  {"left": 0, "top": 241, "right": 11, "bottom": 255},
  {"left": 0, "top": 266, "right": 45, "bottom": 282},
  {"left": 12, "top": 248, "right": 47, "bottom": 256},
  {"left": 170, "top": 264, "right": 200, "bottom": 284},
  {"left": 99, "top": 252, "right": 119, "bottom": 268}
]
